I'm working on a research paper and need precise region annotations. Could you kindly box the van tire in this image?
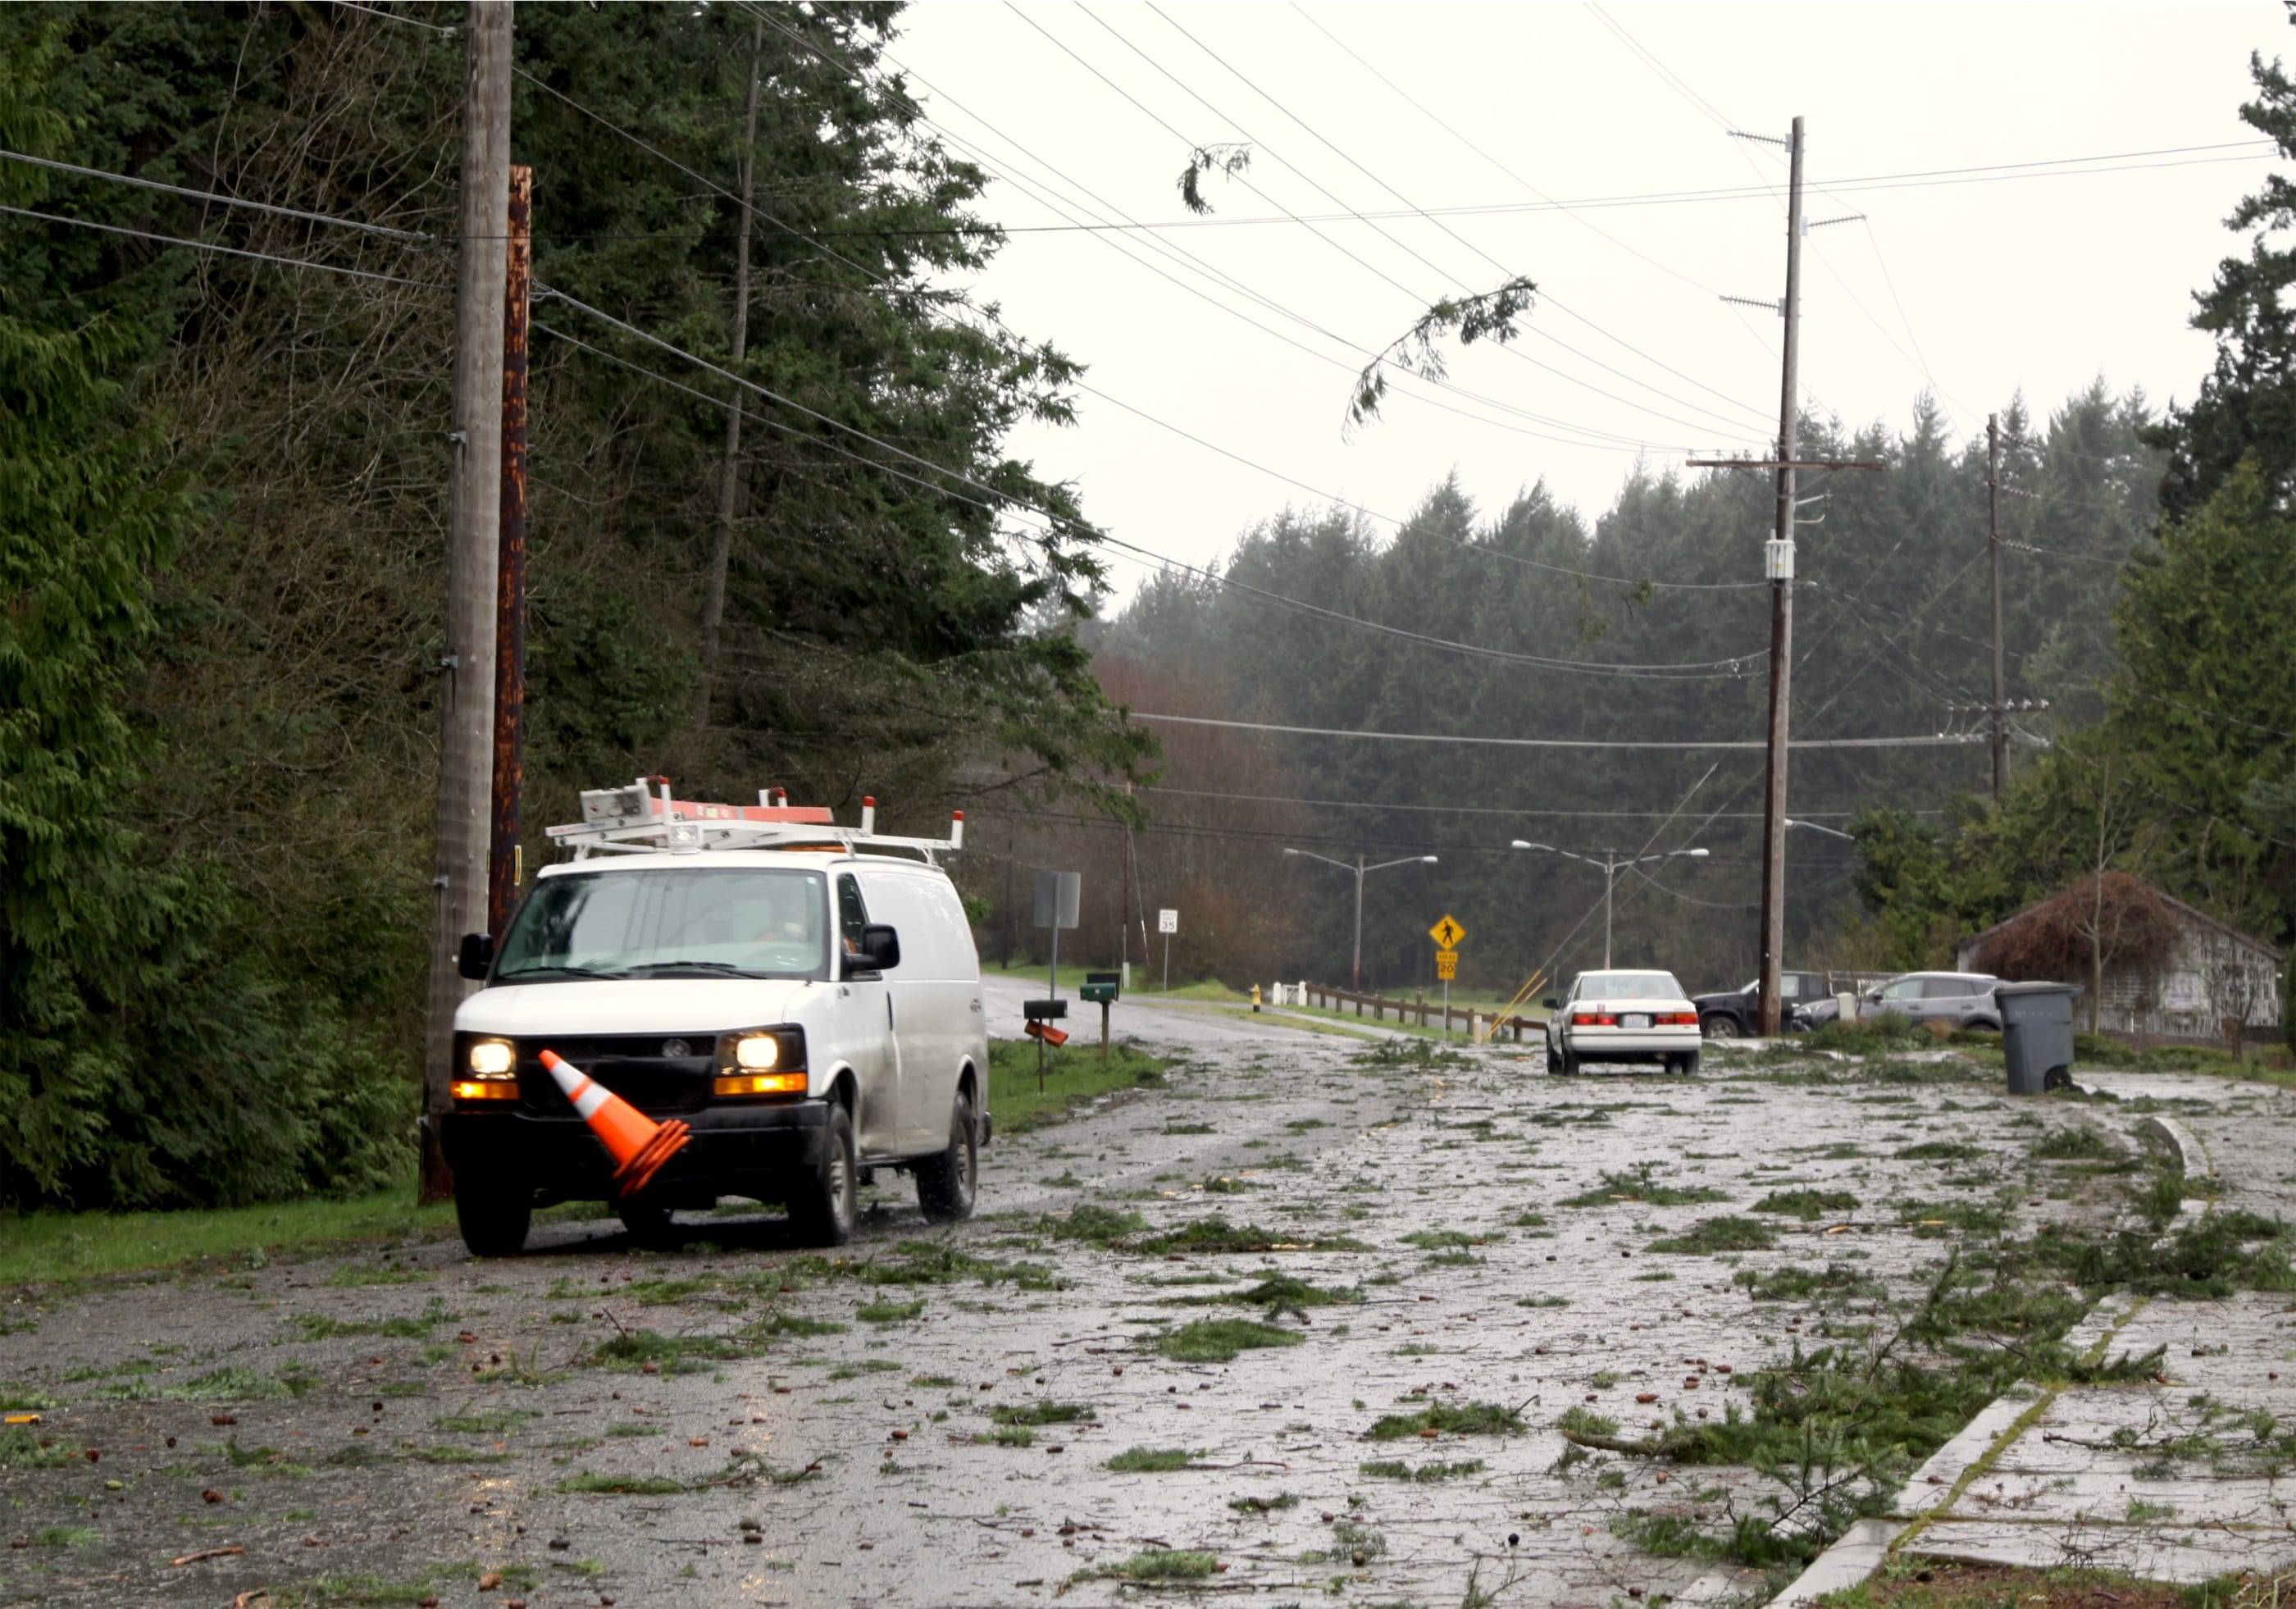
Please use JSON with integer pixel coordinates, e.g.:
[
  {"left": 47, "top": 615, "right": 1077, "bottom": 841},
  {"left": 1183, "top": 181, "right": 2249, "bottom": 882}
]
[
  {"left": 616, "top": 1199, "right": 680, "bottom": 1249},
  {"left": 455, "top": 1177, "right": 531, "bottom": 1258},
  {"left": 788, "top": 1104, "right": 857, "bottom": 1247},
  {"left": 915, "top": 1088, "right": 978, "bottom": 1224}
]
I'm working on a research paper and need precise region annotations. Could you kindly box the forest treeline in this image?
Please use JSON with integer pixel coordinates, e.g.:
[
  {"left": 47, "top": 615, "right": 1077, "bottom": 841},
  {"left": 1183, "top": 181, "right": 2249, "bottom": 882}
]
[{"left": 983, "top": 386, "right": 2167, "bottom": 994}]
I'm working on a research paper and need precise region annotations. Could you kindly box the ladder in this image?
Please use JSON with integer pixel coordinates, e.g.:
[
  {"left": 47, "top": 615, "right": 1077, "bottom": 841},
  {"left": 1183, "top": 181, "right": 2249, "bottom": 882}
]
[{"left": 545, "top": 777, "right": 966, "bottom": 864}]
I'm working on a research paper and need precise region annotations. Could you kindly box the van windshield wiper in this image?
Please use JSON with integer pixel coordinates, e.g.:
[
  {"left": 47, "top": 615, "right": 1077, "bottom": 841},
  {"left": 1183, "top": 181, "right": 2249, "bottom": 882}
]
[
  {"left": 494, "top": 964, "right": 614, "bottom": 980},
  {"left": 615, "top": 960, "right": 772, "bottom": 978}
]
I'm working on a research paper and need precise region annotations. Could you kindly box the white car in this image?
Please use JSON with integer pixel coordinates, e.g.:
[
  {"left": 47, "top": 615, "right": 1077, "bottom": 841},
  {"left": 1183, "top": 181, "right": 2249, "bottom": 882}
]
[
  {"left": 442, "top": 785, "right": 989, "bottom": 1256},
  {"left": 1542, "top": 969, "right": 1702, "bottom": 1076}
]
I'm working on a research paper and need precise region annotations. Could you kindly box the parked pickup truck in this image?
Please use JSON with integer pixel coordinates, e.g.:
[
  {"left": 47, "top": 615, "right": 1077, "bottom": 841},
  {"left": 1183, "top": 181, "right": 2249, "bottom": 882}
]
[{"left": 1692, "top": 970, "right": 1829, "bottom": 1038}]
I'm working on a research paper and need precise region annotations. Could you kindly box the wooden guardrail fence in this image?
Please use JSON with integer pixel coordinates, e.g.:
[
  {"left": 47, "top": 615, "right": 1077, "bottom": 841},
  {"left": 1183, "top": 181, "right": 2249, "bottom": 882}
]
[{"left": 1297, "top": 984, "right": 1541, "bottom": 1044}]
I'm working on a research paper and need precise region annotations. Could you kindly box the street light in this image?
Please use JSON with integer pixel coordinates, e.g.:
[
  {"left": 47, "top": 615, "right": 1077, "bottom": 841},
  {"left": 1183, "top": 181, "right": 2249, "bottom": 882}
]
[
  {"left": 1282, "top": 848, "right": 1437, "bottom": 992},
  {"left": 1784, "top": 818, "right": 1856, "bottom": 842},
  {"left": 1511, "top": 841, "right": 1710, "bottom": 969}
]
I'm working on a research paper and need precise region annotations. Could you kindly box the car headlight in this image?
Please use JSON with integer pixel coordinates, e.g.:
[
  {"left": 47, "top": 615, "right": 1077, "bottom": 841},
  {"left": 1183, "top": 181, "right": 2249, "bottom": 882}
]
[
  {"left": 467, "top": 1038, "right": 517, "bottom": 1078},
  {"left": 734, "top": 1034, "right": 778, "bottom": 1070}
]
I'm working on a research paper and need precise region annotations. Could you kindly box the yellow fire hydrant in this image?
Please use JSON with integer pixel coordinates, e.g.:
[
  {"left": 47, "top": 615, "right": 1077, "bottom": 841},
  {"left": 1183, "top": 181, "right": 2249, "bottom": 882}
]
[{"left": 1250, "top": 984, "right": 1262, "bottom": 1013}]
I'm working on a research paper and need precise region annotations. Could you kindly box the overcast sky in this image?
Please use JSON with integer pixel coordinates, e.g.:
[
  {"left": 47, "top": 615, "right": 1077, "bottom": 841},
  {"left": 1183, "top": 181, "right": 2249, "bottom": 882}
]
[{"left": 890, "top": 1, "right": 2287, "bottom": 606}]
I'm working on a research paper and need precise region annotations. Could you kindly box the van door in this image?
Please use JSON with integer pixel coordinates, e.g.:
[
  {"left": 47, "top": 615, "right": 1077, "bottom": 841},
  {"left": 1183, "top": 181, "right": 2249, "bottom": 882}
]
[
  {"left": 832, "top": 872, "right": 900, "bottom": 1156},
  {"left": 859, "top": 870, "right": 971, "bottom": 1151}
]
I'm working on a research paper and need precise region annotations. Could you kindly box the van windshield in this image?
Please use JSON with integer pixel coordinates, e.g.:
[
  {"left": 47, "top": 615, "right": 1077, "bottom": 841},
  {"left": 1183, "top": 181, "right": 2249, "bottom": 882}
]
[{"left": 494, "top": 868, "right": 830, "bottom": 982}]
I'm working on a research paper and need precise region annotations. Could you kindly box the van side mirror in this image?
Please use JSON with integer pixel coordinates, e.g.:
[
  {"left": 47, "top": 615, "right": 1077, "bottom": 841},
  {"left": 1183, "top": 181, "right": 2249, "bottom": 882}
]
[
  {"left": 458, "top": 932, "right": 494, "bottom": 981},
  {"left": 852, "top": 923, "right": 900, "bottom": 973}
]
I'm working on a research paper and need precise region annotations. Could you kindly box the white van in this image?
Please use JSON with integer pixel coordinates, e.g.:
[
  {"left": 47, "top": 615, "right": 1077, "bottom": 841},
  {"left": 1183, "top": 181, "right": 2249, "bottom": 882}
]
[{"left": 440, "top": 782, "right": 989, "bottom": 1256}]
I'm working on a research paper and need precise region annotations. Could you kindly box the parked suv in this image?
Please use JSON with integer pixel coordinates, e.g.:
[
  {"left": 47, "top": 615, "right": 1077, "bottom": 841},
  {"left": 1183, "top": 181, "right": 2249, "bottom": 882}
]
[
  {"left": 441, "top": 788, "right": 990, "bottom": 1256},
  {"left": 1856, "top": 971, "right": 2002, "bottom": 1031},
  {"left": 1692, "top": 969, "right": 1828, "bottom": 1037}
]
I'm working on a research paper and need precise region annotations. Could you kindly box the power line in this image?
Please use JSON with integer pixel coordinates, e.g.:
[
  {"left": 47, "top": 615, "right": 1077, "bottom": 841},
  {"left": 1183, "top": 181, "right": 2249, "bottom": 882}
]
[
  {"left": 1009, "top": 2, "right": 1770, "bottom": 444},
  {"left": 1122, "top": 0, "right": 1774, "bottom": 433},
  {"left": 329, "top": 0, "right": 454, "bottom": 33},
  {"left": 740, "top": 5, "right": 1781, "bottom": 596},
  {"left": 747, "top": 0, "right": 1698, "bottom": 471},
  {"left": 534, "top": 293, "right": 1763, "bottom": 677},
  {"left": 0, "top": 148, "right": 435, "bottom": 242},
  {"left": 754, "top": 5, "right": 1702, "bottom": 459},
  {"left": 1134, "top": 784, "right": 1930, "bottom": 819},
  {"left": 458, "top": 140, "right": 2277, "bottom": 241},
  {"left": 0, "top": 202, "right": 430, "bottom": 286},
  {"left": 1128, "top": 712, "right": 1986, "bottom": 751}
]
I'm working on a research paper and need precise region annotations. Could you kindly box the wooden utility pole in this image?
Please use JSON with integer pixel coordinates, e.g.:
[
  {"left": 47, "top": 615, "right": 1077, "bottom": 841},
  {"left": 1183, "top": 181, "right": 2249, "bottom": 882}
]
[
  {"left": 1693, "top": 120, "right": 1882, "bottom": 1035},
  {"left": 1987, "top": 413, "right": 2007, "bottom": 798},
  {"left": 1754, "top": 116, "right": 1805, "bottom": 1039},
  {"left": 421, "top": 0, "right": 512, "bottom": 1204},
  {"left": 699, "top": 16, "right": 764, "bottom": 713},
  {"left": 490, "top": 163, "right": 532, "bottom": 938}
]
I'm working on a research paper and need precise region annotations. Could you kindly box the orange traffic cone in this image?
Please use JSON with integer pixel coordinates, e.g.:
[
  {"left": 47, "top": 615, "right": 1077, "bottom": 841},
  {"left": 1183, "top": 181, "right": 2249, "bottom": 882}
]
[{"left": 538, "top": 1049, "right": 691, "bottom": 1198}]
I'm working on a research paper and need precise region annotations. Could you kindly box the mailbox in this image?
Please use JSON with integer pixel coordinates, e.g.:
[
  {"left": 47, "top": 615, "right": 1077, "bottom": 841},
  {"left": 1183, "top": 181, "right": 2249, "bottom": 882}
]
[
  {"left": 1080, "top": 971, "right": 1121, "bottom": 1005},
  {"left": 1023, "top": 999, "right": 1068, "bottom": 1022}
]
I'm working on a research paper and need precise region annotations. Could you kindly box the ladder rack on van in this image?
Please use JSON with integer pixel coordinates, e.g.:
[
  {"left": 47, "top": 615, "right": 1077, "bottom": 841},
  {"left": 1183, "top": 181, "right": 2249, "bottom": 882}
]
[{"left": 546, "top": 777, "right": 965, "bottom": 864}]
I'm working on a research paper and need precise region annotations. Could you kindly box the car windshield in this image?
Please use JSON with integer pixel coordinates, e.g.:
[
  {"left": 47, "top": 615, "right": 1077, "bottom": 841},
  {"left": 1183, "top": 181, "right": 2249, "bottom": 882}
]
[
  {"left": 494, "top": 868, "right": 830, "bottom": 982},
  {"left": 1579, "top": 971, "right": 1682, "bottom": 999}
]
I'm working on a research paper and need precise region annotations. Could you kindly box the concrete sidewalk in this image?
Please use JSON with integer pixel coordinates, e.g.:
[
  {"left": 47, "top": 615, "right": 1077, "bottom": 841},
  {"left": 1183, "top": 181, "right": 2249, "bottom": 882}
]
[{"left": 1781, "top": 1078, "right": 2296, "bottom": 1601}]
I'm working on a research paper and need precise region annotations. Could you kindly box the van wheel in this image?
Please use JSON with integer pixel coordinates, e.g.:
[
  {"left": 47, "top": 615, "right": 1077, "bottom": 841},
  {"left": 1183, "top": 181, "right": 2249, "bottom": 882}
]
[
  {"left": 788, "top": 1103, "right": 857, "bottom": 1247},
  {"left": 455, "top": 1176, "right": 531, "bottom": 1259},
  {"left": 616, "top": 1199, "right": 680, "bottom": 1249},
  {"left": 916, "top": 1088, "right": 978, "bottom": 1224}
]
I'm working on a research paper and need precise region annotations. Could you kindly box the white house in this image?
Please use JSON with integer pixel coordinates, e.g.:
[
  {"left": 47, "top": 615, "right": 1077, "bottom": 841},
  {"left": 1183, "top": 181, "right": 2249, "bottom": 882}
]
[{"left": 1955, "top": 885, "right": 2284, "bottom": 1040}]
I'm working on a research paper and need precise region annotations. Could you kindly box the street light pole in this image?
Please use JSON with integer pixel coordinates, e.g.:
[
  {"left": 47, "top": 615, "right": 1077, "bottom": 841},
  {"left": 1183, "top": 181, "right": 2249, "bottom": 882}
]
[
  {"left": 1602, "top": 850, "right": 1620, "bottom": 970},
  {"left": 1513, "top": 841, "right": 1710, "bottom": 970},
  {"left": 1283, "top": 848, "right": 1438, "bottom": 994},
  {"left": 1784, "top": 818, "right": 1856, "bottom": 843},
  {"left": 1352, "top": 851, "right": 1365, "bottom": 993}
]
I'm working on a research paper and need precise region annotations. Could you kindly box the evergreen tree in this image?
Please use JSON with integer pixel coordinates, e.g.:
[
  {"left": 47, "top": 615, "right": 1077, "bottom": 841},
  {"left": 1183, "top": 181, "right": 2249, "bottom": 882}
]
[{"left": 2152, "top": 40, "right": 2296, "bottom": 517}]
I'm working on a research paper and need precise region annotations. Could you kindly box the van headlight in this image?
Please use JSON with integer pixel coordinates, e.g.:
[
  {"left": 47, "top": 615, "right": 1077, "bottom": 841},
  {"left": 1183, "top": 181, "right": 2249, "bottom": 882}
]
[
  {"left": 467, "top": 1038, "right": 517, "bottom": 1077},
  {"left": 714, "top": 1028, "right": 807, "bottom": 1098}
]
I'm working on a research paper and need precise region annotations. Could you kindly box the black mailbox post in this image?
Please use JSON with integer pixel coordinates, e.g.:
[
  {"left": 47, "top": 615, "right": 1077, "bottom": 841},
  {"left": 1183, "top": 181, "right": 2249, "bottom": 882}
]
[{"left": 1082, "top": 972, "right": 1121, "bottom": 1061}]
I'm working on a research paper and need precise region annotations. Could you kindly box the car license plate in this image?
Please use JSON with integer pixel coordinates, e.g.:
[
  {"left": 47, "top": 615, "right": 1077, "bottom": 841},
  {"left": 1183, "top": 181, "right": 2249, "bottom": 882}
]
[{"left": 1622, "top": 1013, "right": 1650, "bottom": 1029}]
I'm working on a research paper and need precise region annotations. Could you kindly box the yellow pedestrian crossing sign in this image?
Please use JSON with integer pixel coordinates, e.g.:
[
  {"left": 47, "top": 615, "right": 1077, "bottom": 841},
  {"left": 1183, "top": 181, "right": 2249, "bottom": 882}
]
[{"left": 1428, "top": 914, "right": 1466, "bottom": 950}]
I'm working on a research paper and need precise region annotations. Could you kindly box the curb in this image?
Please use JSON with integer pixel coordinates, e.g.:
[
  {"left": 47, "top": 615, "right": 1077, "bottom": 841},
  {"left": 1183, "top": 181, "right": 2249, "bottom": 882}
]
[{"left": 1769, "top": 1097, "right": 2216, "bottom": 1606}]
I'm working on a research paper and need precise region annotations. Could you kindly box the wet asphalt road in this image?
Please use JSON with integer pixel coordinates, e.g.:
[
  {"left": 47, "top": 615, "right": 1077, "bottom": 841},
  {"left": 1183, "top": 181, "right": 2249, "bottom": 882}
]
[{"left": 1, "top": 985, "right": 2258, "bottom": 1608}]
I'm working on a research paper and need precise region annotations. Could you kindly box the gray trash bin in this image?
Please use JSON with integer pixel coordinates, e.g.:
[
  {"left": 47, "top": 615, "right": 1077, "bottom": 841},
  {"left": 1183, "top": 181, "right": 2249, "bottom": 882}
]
[{"left": 1995, "top": 982, "right": 2083, "bottom": 1094}]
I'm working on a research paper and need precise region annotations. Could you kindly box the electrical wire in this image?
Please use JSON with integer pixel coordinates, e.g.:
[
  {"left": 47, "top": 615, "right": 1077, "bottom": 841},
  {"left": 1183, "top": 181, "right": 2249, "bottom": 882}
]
[
  {"left": 0, "top": 203, "right": 430, "bottom": 286},
  {"left": 534, "top": 294, "right": 1765, "bottom": 677},
  {"left": 1127, "top": 712, "right": 1985, "bottom": 751},
  {"left": 477, "top": 141, "right": 2279, "bottom": 241},
  {"left": 1114, "top": 0, "right": 1775, "bottom": 435},
  {"left": 329, "top": 0, "right": 453, "bottom": 33},
  {"left": 1059, "top": 1, "right": 1774, "bottom": 442},
  {"left": 732, "top": 4, "right": 1787, "bottom": 594},
  {"left": 0, "top": 148, "right": 435, "bottom": 242},
  {"left": 1133, "top": 784, "right": 1918, "bottom": 819}
]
